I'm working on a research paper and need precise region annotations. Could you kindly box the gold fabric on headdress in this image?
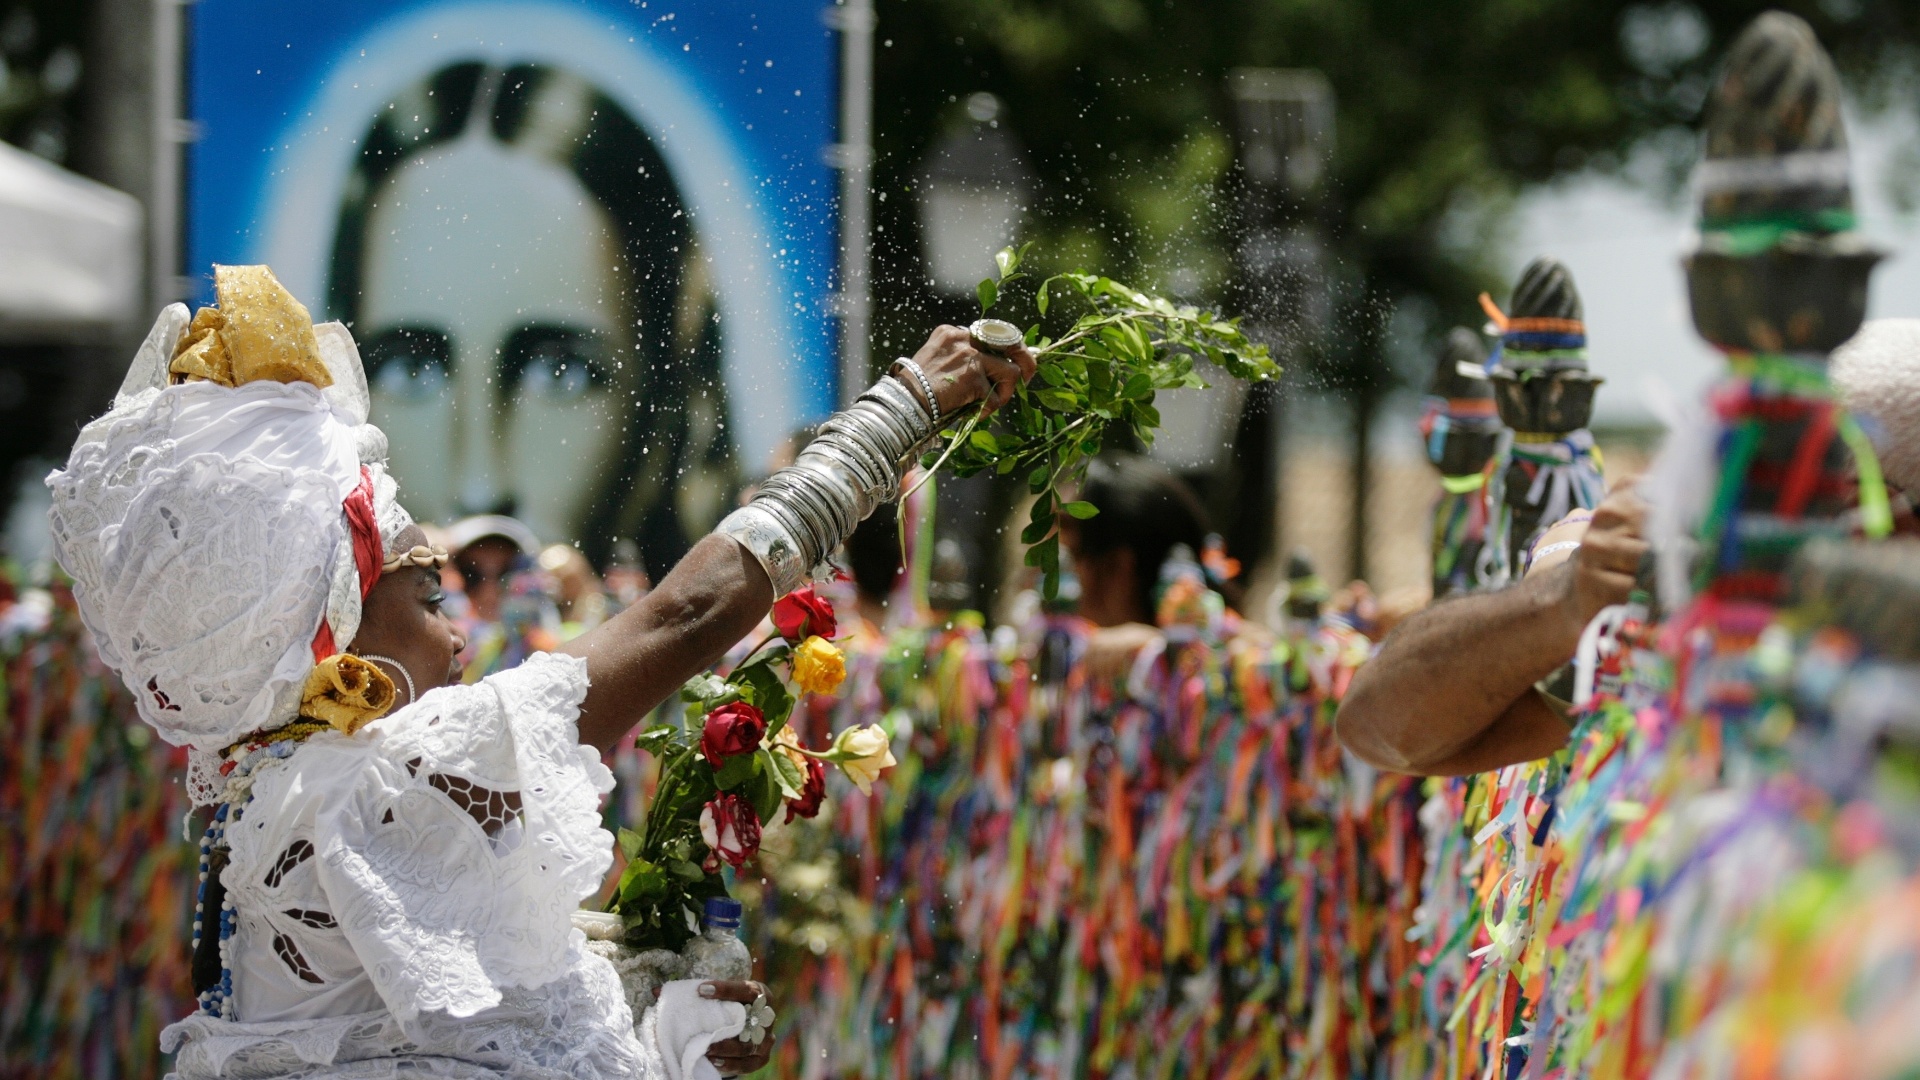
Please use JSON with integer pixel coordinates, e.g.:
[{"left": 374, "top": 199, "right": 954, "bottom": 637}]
[{"left": 170, "top": 264, "right": 333, "bottom": 389}]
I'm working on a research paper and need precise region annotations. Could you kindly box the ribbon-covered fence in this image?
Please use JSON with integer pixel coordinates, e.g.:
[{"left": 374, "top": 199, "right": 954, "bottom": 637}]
[
  {"left": 0, "top": 577, "right": 193, "bottom": 1079},
  {"left": 751, "top": 602, "right": 1434, "bottom": 1080}
]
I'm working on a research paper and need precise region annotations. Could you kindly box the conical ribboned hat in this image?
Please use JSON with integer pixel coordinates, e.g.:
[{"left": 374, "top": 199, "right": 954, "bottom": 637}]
[
  {"left": 1696, "top": 11, "right": 1852, "bottom": 228},
  {"left": 1493, "top": 257, "right": 1588, "bottom": 372},
  {"left": 1426, "top": 326, "right": 1492, "bottom": 400},
  {"left": 1508, "top": 257, "right": 1583, "bottom": 324}
]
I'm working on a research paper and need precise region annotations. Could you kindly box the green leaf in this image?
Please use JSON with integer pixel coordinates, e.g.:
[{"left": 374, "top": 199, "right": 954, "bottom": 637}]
[
  {"left": 1121, "top": 373, "right": 1154, "bottom": 400},
  {"left": 977, "top": 277, "right": 998, "bottom": 313},
  {"left": 615, "top": 860, "right": 671, "bottom": 908},
  {"left": 995, "top": 245, "right": 1019, "bottom": 280},
  {"left": 729, "top": 659, "right": 794, "bottom": 732},
  {"left": 1036, "top": 278, "right": 1050, "bottom": 316},
  {"left": 713, "top": 749, "right": 759, "bottom": 791},
  {"left": 633, "top": 725, "right": 678, "bottom": 757},
  {"left": 618, "top": 827, "right": 645, "bottom": 861},
  {"left": 679, "top": 672, "right": 729, "bottom": 704},
  {"left": 1039, "top": 538, "right": 1061, "bottom": 598},
  {"left": 768, "top": 748, "right": 806, "bottom": 800},
  {"left": 748, "top": 750, "right": 786, "bottom": 825},
  {"left": 1062, "top": 500, "right": 1099, "bottom": 519},
  {"left": 1021, "top": 513, "right": 1055, "bottom": 545},
  {"left": 1125, "top": 320, "right": 1153, "bottom": 359},
  {"left": 1099, "top": 326, "right": 1139, "bottom": 362},
  {"left": 969, "top": 430, "right": 1001, "bottom": 454},
  {"left": 667, "top": 859, "right": 707, "bottom": 882}
]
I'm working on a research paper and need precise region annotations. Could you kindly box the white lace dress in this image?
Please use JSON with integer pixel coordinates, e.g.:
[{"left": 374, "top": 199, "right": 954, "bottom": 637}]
[{"left": 162, "top": 653, "right": 672, "bottom": 1079}]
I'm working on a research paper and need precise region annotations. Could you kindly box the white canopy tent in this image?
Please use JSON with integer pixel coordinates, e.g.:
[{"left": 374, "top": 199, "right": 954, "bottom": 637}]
[{"left": 0, "top": 140, "right": 141, "bottom": 343}]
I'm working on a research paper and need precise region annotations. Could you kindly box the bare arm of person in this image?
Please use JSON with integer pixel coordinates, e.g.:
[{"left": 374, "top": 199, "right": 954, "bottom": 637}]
[
  {"left": 1334, "top": 484, "right": 1646, "bottom": 776},
  {"left": 562, "top": 326, "right": 1035, "bottom": 753}
]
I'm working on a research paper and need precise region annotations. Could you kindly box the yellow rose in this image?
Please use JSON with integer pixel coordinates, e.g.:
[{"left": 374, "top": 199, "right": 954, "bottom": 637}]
[
  {"left": 301, "top": 654, "right": 397, "bottom": 734},
  {"left": 791, "top": 635, "right": 846, "bottom": 697},
  {"left": 830, "top": 724, "right": 896, "bottom": 795}
]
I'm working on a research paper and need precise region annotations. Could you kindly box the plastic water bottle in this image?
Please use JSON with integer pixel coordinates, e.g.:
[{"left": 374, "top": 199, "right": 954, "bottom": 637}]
[{"left": 683, "top": 897, "right": 752, "bottom": 982}]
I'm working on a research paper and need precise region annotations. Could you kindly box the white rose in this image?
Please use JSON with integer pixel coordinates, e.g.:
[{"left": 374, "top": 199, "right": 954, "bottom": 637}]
[{"left": 830, "top": 724, "right": 897, "bottom": 795}]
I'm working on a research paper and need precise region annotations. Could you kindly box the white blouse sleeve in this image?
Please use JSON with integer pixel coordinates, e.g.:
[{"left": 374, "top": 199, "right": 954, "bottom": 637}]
[{"left": 310, "top": 651, "right": 615, "bottom": 1023}]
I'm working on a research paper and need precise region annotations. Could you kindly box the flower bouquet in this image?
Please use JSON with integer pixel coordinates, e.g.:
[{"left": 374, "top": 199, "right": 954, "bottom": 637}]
[{"left": 605, "top": 585, "right": 894, "bottom": 950}]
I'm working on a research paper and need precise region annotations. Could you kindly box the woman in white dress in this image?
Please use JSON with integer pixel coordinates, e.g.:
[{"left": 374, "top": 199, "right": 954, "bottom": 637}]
[{"left": 47, "top": 265, "right": 1031, "bottom": 1078}]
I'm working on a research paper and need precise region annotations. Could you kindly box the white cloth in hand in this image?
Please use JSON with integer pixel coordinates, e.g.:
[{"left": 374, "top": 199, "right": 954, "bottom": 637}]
[{"left": 652, "top": 980, "right": 746, "bottom": 1080}]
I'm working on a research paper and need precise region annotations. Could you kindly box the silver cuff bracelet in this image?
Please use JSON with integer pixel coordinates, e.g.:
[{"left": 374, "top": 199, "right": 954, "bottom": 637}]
[{"left": 716, "top": 374, "right": 938, "bottom": 596}]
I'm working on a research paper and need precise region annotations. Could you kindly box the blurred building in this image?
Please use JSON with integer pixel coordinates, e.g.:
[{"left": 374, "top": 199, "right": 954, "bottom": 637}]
[{"left": 0, "top": 0, "right": 179, "bottom": 560}]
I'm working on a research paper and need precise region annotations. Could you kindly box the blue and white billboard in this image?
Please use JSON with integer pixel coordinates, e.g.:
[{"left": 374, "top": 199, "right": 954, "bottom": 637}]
[{"left": 190, "top": 1, "right": 838, "bottom": 570}]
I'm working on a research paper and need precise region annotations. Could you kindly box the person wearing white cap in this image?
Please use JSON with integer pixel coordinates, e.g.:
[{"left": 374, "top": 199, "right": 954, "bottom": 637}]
[
  {"left": 1832, "top": 319, "right": 1920, "bottom": 502},
  {"left": 48, "top": 264, "right": 1032, "bottom": 1077}
]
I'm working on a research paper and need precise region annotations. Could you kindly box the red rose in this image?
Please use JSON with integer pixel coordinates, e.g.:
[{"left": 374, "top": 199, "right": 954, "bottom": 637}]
[
  {"left": 784, "top": 756, "right": 827, "bottom": 823},
  {"left": 700, "top": 702, "right": 766, "bottom": 767},
  {"left": 699, "top": 793, "right": 761, "bottom": 868},
  {"left": 771, "top": 586, "right": 837, "bottom": 643}
]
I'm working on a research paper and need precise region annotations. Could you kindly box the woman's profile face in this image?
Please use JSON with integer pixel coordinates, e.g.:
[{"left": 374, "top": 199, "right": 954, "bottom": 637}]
[
  {"left": 358, "top": 124, "right": 627, "bottom": 544},
  {"left": 353, "top": 527, "right": 469, "bottom": 699}
]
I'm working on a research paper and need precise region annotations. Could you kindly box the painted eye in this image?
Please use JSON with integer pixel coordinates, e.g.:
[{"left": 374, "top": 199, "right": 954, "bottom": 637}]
[
  {"left": 500, "top": 326, "right": 608, "bottom": 402},
  {"left": 365, "top": 328, "right": 452, "bottom": 404}
]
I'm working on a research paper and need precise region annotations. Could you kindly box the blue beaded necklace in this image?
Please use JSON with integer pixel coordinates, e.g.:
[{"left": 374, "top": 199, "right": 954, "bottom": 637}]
[{"left": 192, "top": 733, "right": 316, "bottom": 1019}]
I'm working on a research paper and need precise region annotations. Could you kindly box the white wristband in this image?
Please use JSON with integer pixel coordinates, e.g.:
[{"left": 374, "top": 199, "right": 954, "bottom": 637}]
[{"left": 1532, "top": 540, "right": 1581, "bottom": 563}]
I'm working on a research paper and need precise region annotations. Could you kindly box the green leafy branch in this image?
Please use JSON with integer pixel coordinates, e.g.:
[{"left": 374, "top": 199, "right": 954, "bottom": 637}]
[{"left": 923, "top": 244, "right": 1281, "bottom": 596}]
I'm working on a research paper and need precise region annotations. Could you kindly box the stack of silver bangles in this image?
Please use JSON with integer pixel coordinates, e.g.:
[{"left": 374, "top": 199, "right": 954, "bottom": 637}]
[{"left": 717, "top": 374, "right": 937, "bottom": 596}]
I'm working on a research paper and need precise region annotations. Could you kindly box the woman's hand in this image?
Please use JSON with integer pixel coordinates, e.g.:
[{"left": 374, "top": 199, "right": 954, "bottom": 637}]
[
  {"left": 701, "top": 980, "right": 775, "bottom": 1076},
  {"left": 895, "top": 325, "right": 1038, "bottom": 419}
]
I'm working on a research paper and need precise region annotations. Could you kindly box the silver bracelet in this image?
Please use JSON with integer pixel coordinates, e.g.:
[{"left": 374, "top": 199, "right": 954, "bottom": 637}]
[
  {"left": 716, "top": 505, "right": 812, "bottom": 598},
  {"left": 889, "top": 357, "right": 940, "bottom": 431},
  {"left": 717, "top": 375, "right": 939, "bottom": 596}
]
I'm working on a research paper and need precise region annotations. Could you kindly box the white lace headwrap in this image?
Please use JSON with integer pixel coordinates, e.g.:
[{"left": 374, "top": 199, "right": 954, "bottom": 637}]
[{"left": 48, "top": 299, "right": 413, "bottom": 800}]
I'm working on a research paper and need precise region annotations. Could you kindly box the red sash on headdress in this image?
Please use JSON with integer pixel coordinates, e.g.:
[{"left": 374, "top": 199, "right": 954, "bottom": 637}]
[{"left": 310, "top": 467, "right": 383, "bottom": 661}]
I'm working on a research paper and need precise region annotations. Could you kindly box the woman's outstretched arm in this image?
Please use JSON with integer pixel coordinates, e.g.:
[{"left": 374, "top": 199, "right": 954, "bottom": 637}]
[
  {"left": 565, "top": 534, "right": 773, "bottom": 753},
  {"left": 563, "top": 326, "right": 1034, "bottom": 753}
]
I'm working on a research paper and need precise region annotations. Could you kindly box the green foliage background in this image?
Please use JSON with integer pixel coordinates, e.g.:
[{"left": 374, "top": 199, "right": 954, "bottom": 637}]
[{"left": 867, "top": 0, "right": 1919, "bottom": 388}]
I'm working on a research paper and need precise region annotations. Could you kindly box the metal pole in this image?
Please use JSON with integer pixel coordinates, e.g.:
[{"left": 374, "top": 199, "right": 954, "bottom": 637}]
[
  {"left": 827, "top": 0, "right": 875, "bottom": 407},
  {"left": 1227, "top": 69, "right": 1333, "bottom": 582},
  {"left": 152, "top": 0, "right": 185, "bottom": 308}
]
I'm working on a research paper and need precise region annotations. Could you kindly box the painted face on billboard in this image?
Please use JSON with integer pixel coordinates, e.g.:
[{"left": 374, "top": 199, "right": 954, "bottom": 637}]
[{"left": 328, "top": 62, "right": 738, "bottom": 574}]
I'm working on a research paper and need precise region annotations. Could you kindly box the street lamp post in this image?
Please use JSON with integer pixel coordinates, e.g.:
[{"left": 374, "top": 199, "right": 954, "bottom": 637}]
[
  {"left": 917, "top": 93, "right": 1033, "bottom": 297},
  {"left": 1225, "top": 68, "right": 1334, "bottom": 584},
  {"left": 825, "top": 0, "right": 877, "bottom": 408},
  {"left": 915, "top": 94, "right": 1033, "bottom": 613}
]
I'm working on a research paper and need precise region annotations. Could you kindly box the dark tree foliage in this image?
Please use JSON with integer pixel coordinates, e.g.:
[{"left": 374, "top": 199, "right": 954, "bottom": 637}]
[
  {"left": 868, "top": 0, "right": 1919, "bottom": 384},
  {"left": 0, "top": 1, "right": 90, "bottom": 164},
  {"left": 865, "top": 1, "right": 1917, "bottom": 584}
]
